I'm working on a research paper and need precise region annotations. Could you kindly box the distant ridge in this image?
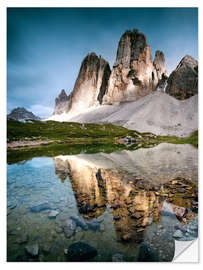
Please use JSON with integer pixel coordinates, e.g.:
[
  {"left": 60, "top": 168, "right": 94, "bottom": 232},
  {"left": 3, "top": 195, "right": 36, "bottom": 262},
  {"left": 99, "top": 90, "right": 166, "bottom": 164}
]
[{"left": 7, "top": 107, "right": 41, "bottom": 121}]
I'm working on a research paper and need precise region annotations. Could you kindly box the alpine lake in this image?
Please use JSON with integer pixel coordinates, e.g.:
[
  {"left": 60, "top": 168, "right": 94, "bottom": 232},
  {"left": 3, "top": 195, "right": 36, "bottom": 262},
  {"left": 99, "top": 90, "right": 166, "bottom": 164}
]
[{"left": 7, "top": 140, "right": 198, "bottom": 262}]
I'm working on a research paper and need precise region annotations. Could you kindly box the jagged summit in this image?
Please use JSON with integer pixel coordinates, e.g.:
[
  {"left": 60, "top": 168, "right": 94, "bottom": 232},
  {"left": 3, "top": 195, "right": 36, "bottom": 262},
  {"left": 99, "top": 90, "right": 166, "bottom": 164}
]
[
  {"left": 102, "top": 29, "right": 167, "bottom": 104},
  {"left": 166, "top": 55, "right": 198, "bottom": 99},
  {"left": 51, "top": 29, "right": 197, "bottom": 124},
  {"left": 53, "top": 52, "right": 111, "bottom": 117},
  {"left": 153, "top": 50, "right": 168, "bottom": 80},
  {"left": 7, "top": 107, "right": 40, "bottom": 121},
  {"left": 54, "top": 89, "right": 71, "bottom": 115},
  {"left": 115, "top": 29, "right": 148, "bottom": 66}
]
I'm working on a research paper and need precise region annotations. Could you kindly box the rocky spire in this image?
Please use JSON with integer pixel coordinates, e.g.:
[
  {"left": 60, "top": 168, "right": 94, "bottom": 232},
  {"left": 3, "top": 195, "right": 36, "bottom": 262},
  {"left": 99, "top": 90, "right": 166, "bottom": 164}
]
[
  {"left": 53, "top": 89, "right": 71, "bottom": 115},
  {"left": 102, "top": 29, "right": 159, "bottom": 104},
  {"left": 68, "top": 52, "right": 111, "bottom": 114},
  {"left": 153, "top": 50, "right": 168, "bottom": 92},
  {"left": 53, "top": 53, "right": 111, "bottom": 116},
  {"left": 153, "top": 50, "right": 168, "bottom": 81},
  {"left": 165, "top": 55, "right": 198, "bottom": 99}
]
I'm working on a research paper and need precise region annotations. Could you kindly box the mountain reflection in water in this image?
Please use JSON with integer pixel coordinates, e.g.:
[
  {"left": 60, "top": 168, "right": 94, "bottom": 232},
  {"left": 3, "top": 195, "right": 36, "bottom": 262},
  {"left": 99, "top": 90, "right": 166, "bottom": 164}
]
[
  {"left": 54, "top": 143, "right": 198, "bottom": 244},
  {"left": 7, "top": 143, "right": 198, "bottom": 262}
]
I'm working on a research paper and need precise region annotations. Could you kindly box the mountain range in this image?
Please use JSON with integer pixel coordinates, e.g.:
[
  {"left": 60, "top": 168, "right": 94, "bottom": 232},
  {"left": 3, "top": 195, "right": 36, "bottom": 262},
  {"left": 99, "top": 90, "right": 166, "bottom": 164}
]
[{"left": 49, "top": 29, "right": 198, "bottom": 136}]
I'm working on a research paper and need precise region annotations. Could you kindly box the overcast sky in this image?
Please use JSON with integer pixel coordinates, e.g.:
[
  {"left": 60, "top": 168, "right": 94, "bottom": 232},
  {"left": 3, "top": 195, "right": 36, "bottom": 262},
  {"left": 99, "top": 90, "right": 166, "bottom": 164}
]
[{"left": 7, "top": 8, "right": 198, "bottom": 118}]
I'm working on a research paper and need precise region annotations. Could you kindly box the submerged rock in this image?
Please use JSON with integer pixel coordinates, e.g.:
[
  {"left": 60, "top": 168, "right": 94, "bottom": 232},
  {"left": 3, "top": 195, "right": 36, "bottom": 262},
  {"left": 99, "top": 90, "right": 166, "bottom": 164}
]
[
  {"left": 25, "top": 243, "right": 39, "bottom": 257},
  {"left": 173, "top": 230, "right": 184, "bottom": 238},
  {"left": 66, "top": 242, "right": 97, "bottom": 261},
  {"left": 86, "top": 219, "right": 102, "bottom": 231},
  {"left": 137, "top": 243, "right": 159, "bottom": 262},
  {"left": 63, "top": 219, "right": 76, "bottom": 238},
  {"left": 15, "top": 233, "right": 29, "bottom": 244},
  {"left": 112, "top": 253, "right": 124, "bottom": 262},
  {"left": 30, "top": 202, "right": 51, "bottom": 213},
  {"left": 70, "top": 215, "right": 88, "bottom": 230},
  {"left": 48, "top": 210, "right": 59, "bottom": 219}
]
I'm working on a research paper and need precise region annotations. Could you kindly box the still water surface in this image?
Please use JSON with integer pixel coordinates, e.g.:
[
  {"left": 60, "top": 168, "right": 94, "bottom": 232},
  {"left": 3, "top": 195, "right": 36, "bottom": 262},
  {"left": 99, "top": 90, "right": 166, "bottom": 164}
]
[{"left": 7, "top": 143, "right": 198, "bottom": 262}]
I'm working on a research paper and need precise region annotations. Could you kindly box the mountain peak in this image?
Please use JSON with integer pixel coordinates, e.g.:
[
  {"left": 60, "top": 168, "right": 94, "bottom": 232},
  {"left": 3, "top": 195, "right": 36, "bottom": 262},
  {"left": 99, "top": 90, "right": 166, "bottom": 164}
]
[
  {"left": 7, "top": 107, "right": 40, "bottom": 121},
  {"left": 166, "top": 55, "right": 198, "bottom": 99}
]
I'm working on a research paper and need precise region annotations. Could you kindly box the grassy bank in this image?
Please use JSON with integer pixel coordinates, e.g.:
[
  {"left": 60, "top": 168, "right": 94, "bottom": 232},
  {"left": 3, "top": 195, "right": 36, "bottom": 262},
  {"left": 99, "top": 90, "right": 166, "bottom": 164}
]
[
  {"left": 7, "top": 119, "right": 198, "bottom": 164},
  {"left": 7, "top": 119, "right": 140, "bottom": 142},
  {"left": 157, "top": 130, "right": 198, "bottom": 148}
]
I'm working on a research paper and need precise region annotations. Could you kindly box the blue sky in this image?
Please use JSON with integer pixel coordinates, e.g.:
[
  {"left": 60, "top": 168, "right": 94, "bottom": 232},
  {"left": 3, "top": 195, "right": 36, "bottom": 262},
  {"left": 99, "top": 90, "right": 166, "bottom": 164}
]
[{"left": 7, "top": 8, "right": 198, "bottom": 118}]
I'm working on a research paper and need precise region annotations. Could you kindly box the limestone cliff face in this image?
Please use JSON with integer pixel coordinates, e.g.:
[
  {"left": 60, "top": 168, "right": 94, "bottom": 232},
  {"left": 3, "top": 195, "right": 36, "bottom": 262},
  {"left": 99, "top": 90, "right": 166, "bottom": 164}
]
[
  {"left": 166, "top": 55, "right": 198, "bottom": 99},
  {"left": 153, "top": 50, "right": 168, "bottom": 81},
  {"left": 102, "top": 29, "right": 160, "bottom": 104},
  {"left": 52, "top": 30, "right": 171, "bottom": 115},
  {"left": 153, "top": 50, "right": 168, "bottom": 92},
  {"left": 53, "top": 90, "right": 71, "bottom": 115},
  {"left": 53, "top": 53, "right": 111, "bottom": 116}
]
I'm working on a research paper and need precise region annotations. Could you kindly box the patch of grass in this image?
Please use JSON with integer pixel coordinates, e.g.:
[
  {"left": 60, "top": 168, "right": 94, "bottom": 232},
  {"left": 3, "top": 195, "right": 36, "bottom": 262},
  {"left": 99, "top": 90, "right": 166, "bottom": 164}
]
[
  {"left": 7, "top": 119, "right": 138, "bottom": 142},
  {"left": 7, "top": 119, "right": 198, "bottom": 164},
  {"left": 157, "top": 130, "right": 198, "bottom": 148}
]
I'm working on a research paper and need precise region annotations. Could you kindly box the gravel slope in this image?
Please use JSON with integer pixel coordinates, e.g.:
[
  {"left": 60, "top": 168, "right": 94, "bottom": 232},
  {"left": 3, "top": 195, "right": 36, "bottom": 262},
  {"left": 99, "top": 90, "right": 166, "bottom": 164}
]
[{"left": 51, "top": 92, "right": 198, "bottom": 137}]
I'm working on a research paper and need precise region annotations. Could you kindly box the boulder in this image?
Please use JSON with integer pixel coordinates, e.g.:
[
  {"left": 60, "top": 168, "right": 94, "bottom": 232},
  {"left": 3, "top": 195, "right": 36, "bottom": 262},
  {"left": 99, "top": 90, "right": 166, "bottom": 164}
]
[
  {"left": 48, "top": 210, "right": 59, "bottom": 219},
  {"left": 30, "top": 202, "right": 51, "bottom": 213},
  {"left": 25, "top": 244, "right": 39, "bottom": 257},
  {"left": 63, "top": 219, "right": 76, "bottom": 238},
  {"left": 66, "top": 242, "right": 97, "bottom": 261}
]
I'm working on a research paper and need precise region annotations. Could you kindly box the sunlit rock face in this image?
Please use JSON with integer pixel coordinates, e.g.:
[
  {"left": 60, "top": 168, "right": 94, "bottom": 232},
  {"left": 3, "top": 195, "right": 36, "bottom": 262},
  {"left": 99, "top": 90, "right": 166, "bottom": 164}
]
[
  {"left": 166, "top": 55, "right": 198, "bottom": 99},
  {"left": 153, "top": 50, "right": 168, "bottom": 81},
  {"left": 102, "top": 29, "right": 160, "bottom": 104},
  {"left": 70, "top": 53, "right": 111, "bottom": 111},
  {"left": 53, "top": 53, "right": 111, "bottom": 117},
  {"left": 53, "top": 144, "right": 198, "bottom": 243},
  {"left": 153, "top": 50, "right": 168, "bottom": 92}
]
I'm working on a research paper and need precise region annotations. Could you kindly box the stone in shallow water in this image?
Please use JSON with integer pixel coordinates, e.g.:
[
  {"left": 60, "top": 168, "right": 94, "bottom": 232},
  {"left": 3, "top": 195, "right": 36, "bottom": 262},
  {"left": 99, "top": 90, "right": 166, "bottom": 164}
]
[
  {"left": 137, "top": 244, "right": 159, "bottom": 262},
  {"left": 63, "top": 219, "right": 76, "bottom": 238},
  {"left": 70, "top": 215, "right": 88, "bottom": 230},
  {"left": 25, "top": 244, "right": 39, "bottom": 257},
  {"left": 112, "top": 253, "right": 124, "bottom": 262},
  {"left": 30, "top": 203, "right": 51, "bottom": 213},
  {"left": 173, "top": 230, "right": 184, "bottom": 238},
  {"left": 66, "top": 242, "right": 97, "bottom": 261},
  {"left": 42, "top": 243, "right": 52, "bottom": 254},
  {"left": 15, "top": 233, "right": 29, "bottom": 244},
  {"left": 86, "top": 220, "right": 101, "bottom": 231},
  {"left": 7, "top": 200, "right": 17, "bottom": 210},
  {"left": 48, "top": 210, "right": 59, "bottom": 219}
]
